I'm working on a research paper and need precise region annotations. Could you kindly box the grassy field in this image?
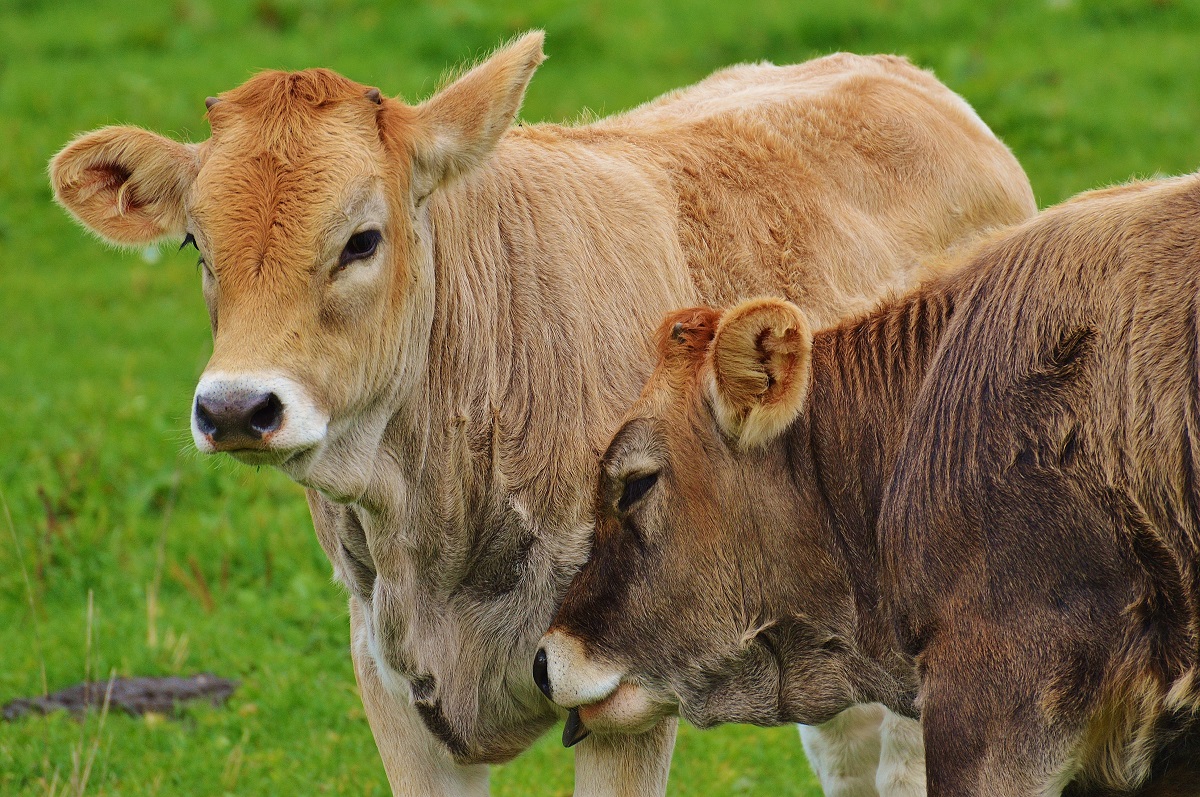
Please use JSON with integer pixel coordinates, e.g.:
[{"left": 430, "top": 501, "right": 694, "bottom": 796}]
[{"left": 4, "top": 0, "right": 1200, "bottom": 794}]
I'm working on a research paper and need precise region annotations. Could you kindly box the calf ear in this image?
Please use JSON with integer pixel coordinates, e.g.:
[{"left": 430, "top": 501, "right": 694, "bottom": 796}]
[
  {"left": 50, "top": 126, "right": 199, "bottom": 246},
  {"left": 410, "top": 30, "right": 545, "bottom": 199},
  {"left": 707, "top": 298, "right": 814, "bottom": 449}
]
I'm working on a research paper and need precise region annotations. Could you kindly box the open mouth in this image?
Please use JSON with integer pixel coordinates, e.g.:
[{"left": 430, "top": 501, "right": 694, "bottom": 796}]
[
  {"left": 558, "top": 681, "right": 666, "bottom": 747},
  {"left": 559, "top": 685, "right": 630, "bottom": 747},
  {"left": 535, "top": 631, "right": 672, "bottom": 745}
]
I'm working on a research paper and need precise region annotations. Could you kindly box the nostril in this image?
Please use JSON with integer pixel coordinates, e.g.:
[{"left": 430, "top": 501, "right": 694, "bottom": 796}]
[
  {"left": 248, "top": 393, "right": 284, "bottom": 436},
  {"left": 533, "top": 648, "right": 552, "bottom": 700},
  {"left": 194, "top": 398, "right": 218, "bottom": 437}
]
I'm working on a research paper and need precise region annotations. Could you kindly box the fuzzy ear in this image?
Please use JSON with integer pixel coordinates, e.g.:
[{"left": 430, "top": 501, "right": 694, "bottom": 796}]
[
  {"left": 50, "top": 126, "right": 199, "bottom": 246},
  {"left": 707, "top": 298, "right": 814, "bottom": 449},
  {"left": 410, "top": 30, "right": 545, "bottom": 199}
]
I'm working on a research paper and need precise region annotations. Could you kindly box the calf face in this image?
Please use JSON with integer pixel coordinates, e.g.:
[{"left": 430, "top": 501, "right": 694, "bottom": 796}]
[
  {"left": 50, "top": 34, "right": 544, "bottom": 489},
  {"left": 538, "top": 300, "right": 859, "bottom": 734}
]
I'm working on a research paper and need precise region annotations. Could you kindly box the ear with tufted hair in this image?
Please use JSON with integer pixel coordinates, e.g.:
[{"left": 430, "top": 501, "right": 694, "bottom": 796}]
[
  {"left": 49, "top": 126, "right": 199, "bottom": 247},
  {"left": 707, "top": 298, "right": 814, "bottom": 449},
  {"left": 410, "top": 30, "right": 545, "bottom": 200}
]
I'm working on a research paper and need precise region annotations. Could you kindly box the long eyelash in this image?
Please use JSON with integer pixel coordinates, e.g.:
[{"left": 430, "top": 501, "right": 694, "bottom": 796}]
[{"left": 195, "top": 257, "right": 205, "bottom": 273}]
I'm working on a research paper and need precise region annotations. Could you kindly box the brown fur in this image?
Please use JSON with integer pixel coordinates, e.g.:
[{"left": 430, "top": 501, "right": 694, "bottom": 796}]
[
  {"left": 883, "top": 175, "right": 1200, "bottom": 796},
  {"left": 549, "top": 174, "right": 1200, "bottom": 796},
  {"left": 50, "top": 32, "right": 1034, "bottom": 795}
]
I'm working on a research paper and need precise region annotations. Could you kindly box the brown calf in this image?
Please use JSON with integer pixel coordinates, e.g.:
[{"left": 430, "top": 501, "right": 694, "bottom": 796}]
[
  {"left": 51, "top": 33, "right": 1033, "bottom": 796},
  {"left": 541, "top": 174, "right": 1200, "bottom": 795}
]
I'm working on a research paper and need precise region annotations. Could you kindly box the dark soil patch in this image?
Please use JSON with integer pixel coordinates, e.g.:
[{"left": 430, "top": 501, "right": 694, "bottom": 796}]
[{"left": 2, "top": 673, "right": 238, "bottom": 720}]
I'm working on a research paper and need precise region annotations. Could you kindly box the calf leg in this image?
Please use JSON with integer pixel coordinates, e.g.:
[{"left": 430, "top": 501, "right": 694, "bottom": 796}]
[
  {"left": 350, "top": 598, "right": 490, "bottom": 797},
  {"left": 876, "top": 708, "right": 926, "bottom": 797},
  {"left": 573, "top": 717, "right": 677, "bottom": 797},
  {"left": 799, "top": 704, "right": 886, "bottom": 797}
]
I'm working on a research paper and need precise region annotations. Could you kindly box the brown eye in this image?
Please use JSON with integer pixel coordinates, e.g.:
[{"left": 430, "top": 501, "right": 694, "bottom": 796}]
[
  {"left": 339, "top": 229, "right": 381, "bottom": 268},
  {"left": 619, "top": 472, "right": 658, "bottom": 512}
]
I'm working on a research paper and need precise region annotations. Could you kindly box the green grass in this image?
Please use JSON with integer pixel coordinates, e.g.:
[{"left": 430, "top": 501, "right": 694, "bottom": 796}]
[{"left": 3, "top": 0, "right": 1200, "bottom": 793}]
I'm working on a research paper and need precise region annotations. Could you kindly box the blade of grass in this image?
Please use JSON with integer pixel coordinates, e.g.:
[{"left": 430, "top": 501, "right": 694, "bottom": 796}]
[
  {"left": 2, "top": 489, "right": 54, "bottom": 789},
  {"left": 71, "top": 590, "right": 95, "bottom": 795},
  {"left": 147, "top": 467, "right": 181, "bottom": 650},
  {"left": 75, "top": 669, "right": 116, "bottom": 797}
]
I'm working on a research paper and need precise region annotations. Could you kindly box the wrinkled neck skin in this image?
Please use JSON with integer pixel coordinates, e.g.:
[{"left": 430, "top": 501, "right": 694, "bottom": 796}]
[
  {"left": 748, "top": 286, "right": 959, "bottom": 725},
  {"left": 280, "top": 140, "right": 691, "bottom": 763},
  {"left": 295, "top": 186, "right": 588, "bottom": 763}
]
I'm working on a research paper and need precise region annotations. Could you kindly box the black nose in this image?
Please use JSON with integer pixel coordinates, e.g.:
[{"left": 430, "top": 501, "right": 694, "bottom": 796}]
[
  {"left": 194, "top": 390, "right": 284, "bottom": 444},
  {"left": 533, "top": 648, "right": 552, "bottom": 700}
]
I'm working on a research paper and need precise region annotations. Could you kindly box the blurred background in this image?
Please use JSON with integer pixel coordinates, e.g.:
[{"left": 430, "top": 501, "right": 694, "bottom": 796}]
[{"left": 3, "top": 0, "right": 1200, "bottom": 794}]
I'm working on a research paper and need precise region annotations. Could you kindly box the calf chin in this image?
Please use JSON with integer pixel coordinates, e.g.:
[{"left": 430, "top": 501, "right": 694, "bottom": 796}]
[
  {"left": 682, "top": 643, "right": 785, "bottom": 728},
  {"left": 576, "top": 683, "right": 665, "bottom": 736}
]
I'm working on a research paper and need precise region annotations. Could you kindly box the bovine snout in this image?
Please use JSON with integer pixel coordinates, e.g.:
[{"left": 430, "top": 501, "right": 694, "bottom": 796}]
[
  {"left": 536, "top": 631, "right": 622, "bottom": 708},
  {"left": 194, "top": 389, "right": 282, "bottom": 444},
  {"left": 192, "top": 372, "right": 329, "bottom": 458}
]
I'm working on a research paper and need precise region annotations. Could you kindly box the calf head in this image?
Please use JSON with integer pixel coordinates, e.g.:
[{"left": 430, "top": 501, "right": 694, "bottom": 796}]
[
  {"left": 50, "top": 33, "right": 545, "bottom": 496},
  {"left": 538, "top": 299, "right": 855, "bottom": 737}
]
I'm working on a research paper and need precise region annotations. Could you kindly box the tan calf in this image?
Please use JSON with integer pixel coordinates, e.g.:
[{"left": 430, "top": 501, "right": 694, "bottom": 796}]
[{"left": 51, "top": 32, "right": 1033, "bottom": 796}]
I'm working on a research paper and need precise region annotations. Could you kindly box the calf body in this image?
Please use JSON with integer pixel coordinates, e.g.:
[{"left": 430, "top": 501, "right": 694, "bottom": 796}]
[
  {"left": 543, "top": 175, "right": 1200, "bottom": 795},
  {"left": 50, "top": 34, "right": 1033, "bottom": 795},
  {"left": 882, "top": 178, "right": 1200, "bottom": 795}
]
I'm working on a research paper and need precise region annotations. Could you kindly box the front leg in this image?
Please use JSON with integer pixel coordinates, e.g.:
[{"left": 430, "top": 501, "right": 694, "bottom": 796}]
[
  {"left": 875, "top": 708, "right": 925, "bottom": 797},
  {"left": 573, "top": 717, "right": 678, "bottom": 797},
  {"left": 923, "top": 694, "right": 1075, "bottom": 797},
  {"left": 799, "top": 704, "right": 885, "bottom": 797},
  {"left": 350, "top": 598, "right": 490, "bottom": 797}
]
